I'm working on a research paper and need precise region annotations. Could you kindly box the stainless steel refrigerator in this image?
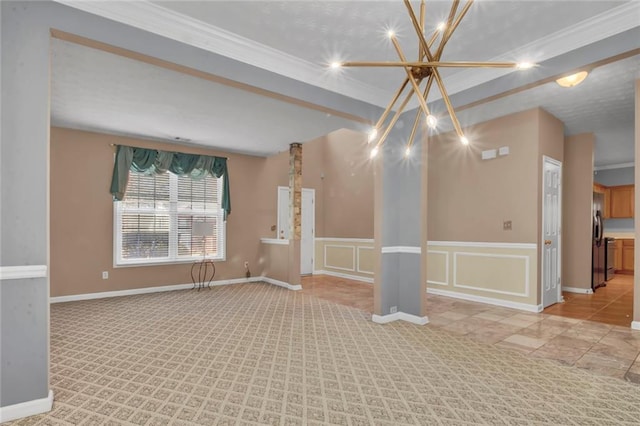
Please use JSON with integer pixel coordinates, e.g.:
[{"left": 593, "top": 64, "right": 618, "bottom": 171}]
[{"left": 592, "top": 192, "right": 606, "bottom": 291}]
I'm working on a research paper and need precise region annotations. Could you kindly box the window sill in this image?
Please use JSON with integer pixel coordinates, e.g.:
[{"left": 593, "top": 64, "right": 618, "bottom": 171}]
[{"left": 114, "top": 257, "right": 226, "bottom": 268}]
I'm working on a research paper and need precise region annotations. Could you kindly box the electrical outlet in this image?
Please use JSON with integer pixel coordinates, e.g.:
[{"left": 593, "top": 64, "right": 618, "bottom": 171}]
[
  {"left": 503, "top": 220, "right": 512, "bottom": 231},
  {"left": 244, "top": 261, "right": 249, "bottom": 269},
  {"left": 102, "top": 271, "right": 109, "bottom": 279},
  {"left": 390, "top": 306, "right": 398, "bottom": 314}
]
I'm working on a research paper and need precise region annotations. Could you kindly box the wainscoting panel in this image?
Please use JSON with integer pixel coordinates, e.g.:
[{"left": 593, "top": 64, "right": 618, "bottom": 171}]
[
  {"left": 426, "top": 241, "right": 538, "bottom": 306},
  {"left": 426, "top": 251, "right": 449, "bottom": 286},
  {"left": 315, "top": 238, "right": 374, "bottom": 282}
]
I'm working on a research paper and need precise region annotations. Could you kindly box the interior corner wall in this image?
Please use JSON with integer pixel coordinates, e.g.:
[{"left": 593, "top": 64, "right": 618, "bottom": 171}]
[
  {"left": 321, "top": 129, "right": 373, "bottom": 238},
  {"left": 50, "top": 127, "right": 267, "bottom": 297},
  {"left": 259, "top": 128, "right": 373, "bottom": 240},
  {"left": 536, "top": 108, "right": 565, "bottom": 301},
  {"left": 427, "top": 108, "right": 540, "bottom": 243},
  {"left": 562, "top": 133, "right": 595, "bottom": 290},
  {"left": 634, "top": 79, "right": 640, "bottom": 323}
]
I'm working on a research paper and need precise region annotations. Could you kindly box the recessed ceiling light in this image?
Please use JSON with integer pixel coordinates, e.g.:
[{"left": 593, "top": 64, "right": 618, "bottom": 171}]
[{"left": 556, "top": 71, "right": 588, "bottom": 88}]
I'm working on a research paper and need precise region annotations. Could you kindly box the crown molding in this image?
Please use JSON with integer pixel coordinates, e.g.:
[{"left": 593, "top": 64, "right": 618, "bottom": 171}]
[
  {"left": 594, "top": 162, "right": 635, "bottom": 171},
  {"left": 438, "top": 1, "right": 640, "bottom": 101},
  {"left": 53, "top": 0, "right": 391, "bottom": 107},
  {"left": 54, "top": 1, "right": 638, "bottom": 110}
]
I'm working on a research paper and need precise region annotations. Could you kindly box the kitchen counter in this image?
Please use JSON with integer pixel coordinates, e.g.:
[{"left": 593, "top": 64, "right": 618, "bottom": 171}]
[{"left": 604, "top": 232, "right": 635, "bottom": 239}]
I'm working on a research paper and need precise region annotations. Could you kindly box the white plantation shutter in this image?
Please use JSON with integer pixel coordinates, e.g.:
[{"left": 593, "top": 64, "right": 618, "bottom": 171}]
[{"left": 115, "top": 171, "right": 225, "bottom": 265}]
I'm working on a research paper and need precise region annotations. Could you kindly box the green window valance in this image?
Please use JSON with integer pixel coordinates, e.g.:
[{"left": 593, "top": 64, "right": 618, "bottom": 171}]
[{"left": 110, "top": 145, "right": 231, "bottom": 218}]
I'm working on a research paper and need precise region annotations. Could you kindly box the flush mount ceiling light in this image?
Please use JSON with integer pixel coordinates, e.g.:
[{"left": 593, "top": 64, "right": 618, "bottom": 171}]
[
  {"left": 331, "top": 0, "right": 535, "bottom": 157},
  {"left": 556, "top": 71, "right": 588, "bottom": 88}
]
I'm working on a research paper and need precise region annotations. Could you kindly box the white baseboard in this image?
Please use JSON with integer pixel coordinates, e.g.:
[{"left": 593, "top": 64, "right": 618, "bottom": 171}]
[
  {"left": 261, "top": 276, "right": 301, "bottom": 291},
  {"left": 313, "top": 270, "right": 373, "bottom": 284},
  {"left": 0, "top": 390, "right": 53, "bottom": 423},
  {"left": 372, "top": 312, "right": 429, "bottom": 325},
  {"left": 562, "top": 286, "right": 593, "bottom": 294},
  {"left": 51, "top": 277, "right": 261, "bottom": 303},
  {"left": 631, "top": 321, "right": 640, "bottom": 331},
  {"left": 427, "top": 288, "right": 543, "bottom": 313}
]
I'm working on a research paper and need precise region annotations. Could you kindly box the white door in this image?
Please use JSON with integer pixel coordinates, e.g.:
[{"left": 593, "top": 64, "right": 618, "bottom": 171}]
[
  {"left": 542, "top": 156, "right": 562, "bottom": 308},
  {"left": 300, "top": 190, "right": 314, "bottom": 275},
  {"left": 277, "top": 186, "right": 315, "bottom": 275}
]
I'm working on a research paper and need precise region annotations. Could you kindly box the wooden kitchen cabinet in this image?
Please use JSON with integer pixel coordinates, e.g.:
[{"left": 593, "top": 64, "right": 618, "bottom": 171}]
[
  {"left": 593, "top": 183, "right": 611, "bottom": 218},
  {"left": 614, "top": 239, "right": 623, "bottom": 271},
  {"left": 620, "top": 239, "right": 634, "bottom": 274},
  {"left": 610, "top": 185, "right": 634, "bottom": 218}
]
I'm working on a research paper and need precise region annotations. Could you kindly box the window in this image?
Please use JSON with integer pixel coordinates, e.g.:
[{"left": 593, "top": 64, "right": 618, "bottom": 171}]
[{"left": 114, "top": 171, "right": 225, "bottom": 266}]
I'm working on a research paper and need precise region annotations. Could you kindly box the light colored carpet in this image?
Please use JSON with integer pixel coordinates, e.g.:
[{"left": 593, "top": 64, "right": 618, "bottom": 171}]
[{"left": 9, "top": 283, "right": 640, "bottom": 425}]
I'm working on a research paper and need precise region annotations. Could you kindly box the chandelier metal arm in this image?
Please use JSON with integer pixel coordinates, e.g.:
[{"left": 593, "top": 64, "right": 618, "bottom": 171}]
[
  {"left": 407, "top": 73, "right": 434, "bottom": 151},
  {"left": 436, "top": 0, "right": 460, "bottom": 60},
  {"left": 419, "top": 0, "right": 426, "bottom": 58},
  {"left": 438, "top": 0, "right": 474, "bottom": 59},
  {"left": 390, "top": 36, "right": 432, "bottom": 118},
  {"left": 341, "top": 61, "right": 525, "bottom": 68},
  {"left": 431, "top": 67, "right": 465, "bottom": 138},
  {"left": 375, "top": 84, "right": 418, "bottom": 149},
  {"left": 403, "top": 0, "right": 436, "bottom": 62},
  {"left": 374, "top": 78, "right": 410, "bottom": 131}
]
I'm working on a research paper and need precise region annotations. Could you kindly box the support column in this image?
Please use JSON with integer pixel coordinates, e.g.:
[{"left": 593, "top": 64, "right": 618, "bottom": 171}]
[
  {"left": 372, "top": 131, "right": 429, "bottom": 324},
  {"left": 0, "top": 2, "right": 52, "bottom": 417},
  {"left": 287, "top": 143, "right": 302, "bottom": 287}
]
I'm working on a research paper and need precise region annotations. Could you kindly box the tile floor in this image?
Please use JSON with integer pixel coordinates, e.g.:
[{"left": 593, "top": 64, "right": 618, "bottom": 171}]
[
  {"left": 544, "top": 274, "right": 634, "bottom": 327},
  {"left": 302, "top": 274, "right": 640, "bottom": 384}
]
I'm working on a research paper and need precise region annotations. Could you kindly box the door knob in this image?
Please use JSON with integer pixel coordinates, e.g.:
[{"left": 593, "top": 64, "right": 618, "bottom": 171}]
[{"left": 544, "top": 240, "right": 552, "bottom": 245}]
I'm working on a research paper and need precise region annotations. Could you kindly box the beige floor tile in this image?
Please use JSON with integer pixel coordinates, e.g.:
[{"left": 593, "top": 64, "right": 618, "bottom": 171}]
[
  {"left": 494, "top": 341, "right": 535, "bottom": 355},
  {"left": 529, "top": 346, "right": 586, "bottom": 365},
  {"left": 471, "top": 312, "right": 508, "bottom": 322},
  {"left": 519, "top": 324, "right": 567, "bottom": 340},
  {"left": 438, "top": 311, "right": 470, "bottom": 321},
  {"left": 502, "top": 334, "right": 549, "bottom": 349},
  {"left": 575, "top": 353, "right": 631, "bottom": 379},
  {"left": 587, "top": 342, "right": 640, "bottom": 362},
  {"left": 498, "top": 317, "right": 543, "bottom": 329}
]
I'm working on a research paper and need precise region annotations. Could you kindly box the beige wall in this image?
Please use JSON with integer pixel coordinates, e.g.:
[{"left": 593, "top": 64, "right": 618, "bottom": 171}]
[
  {"left": 427, "top": 108, "right": 541, "bottom": 243},
  {"left": 563, "top": 133, "right": 595, "bottom": 290},
  {"left": 425, "top": 107, "right": 565, "bottom": 307},
  {"left": 259, "top": 241, "right": 290, "bottom": 283},
  {"left": 51, "top": 127, "right": 267, "bottom": 297},
  {"left": 257, "top": 128, "right": 373, "bottom": 240},
  {"left": 536, "top": 109, "right": 565, "bottom": 300},
  {"left": 321, "top": 129, "right": 373, "bottom": 238}
]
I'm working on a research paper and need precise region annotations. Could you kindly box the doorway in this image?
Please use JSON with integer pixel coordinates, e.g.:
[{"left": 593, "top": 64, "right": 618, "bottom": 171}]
[
  {"left": 277, "top": 186, "right": 315, "bottom": 275},
  {"left": 542, "top": 156, "right": 562, "bottom": 308}
]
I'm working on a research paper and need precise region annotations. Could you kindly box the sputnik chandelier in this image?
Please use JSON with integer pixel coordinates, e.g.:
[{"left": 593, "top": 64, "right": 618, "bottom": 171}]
[{"left": 331, "top": 0, "right": 534, "bottom": 158}]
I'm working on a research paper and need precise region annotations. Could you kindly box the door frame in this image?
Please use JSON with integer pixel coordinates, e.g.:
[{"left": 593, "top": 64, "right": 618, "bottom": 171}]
[
  {"left": 541, "top": 156, "right": 563, "bottom": 308},
  {"left": 277, "top": 186, "right": 315, "bottom": 274}
]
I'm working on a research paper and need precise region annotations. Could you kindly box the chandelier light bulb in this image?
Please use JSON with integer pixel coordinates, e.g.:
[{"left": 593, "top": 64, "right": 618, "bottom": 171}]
[
  {"left": 426, "top": 115, "right": 438, "bottom": 129},
  {"left": 460, "top": 136, "right": 469, "bottom": 146},
  {"left": 516, "top": 61, "right": 534, "bottom": 70},
  {"left": 330, "top": 61, "right": 342, "bottom": 69},
  {"left": 370, "top": 147, "right": 379, "bottom": 158},
  {"left": 437, "top": 22, "right": 446, "bottom": 32},
  {"left": 405, "top": 146, "right": 412, "bottom": 157},
  {"left": 367, "top": 128, "right": 378, "bottom": 143},
  {"left": 386, "top": 29, "right": 396, "bottom": 39}
]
